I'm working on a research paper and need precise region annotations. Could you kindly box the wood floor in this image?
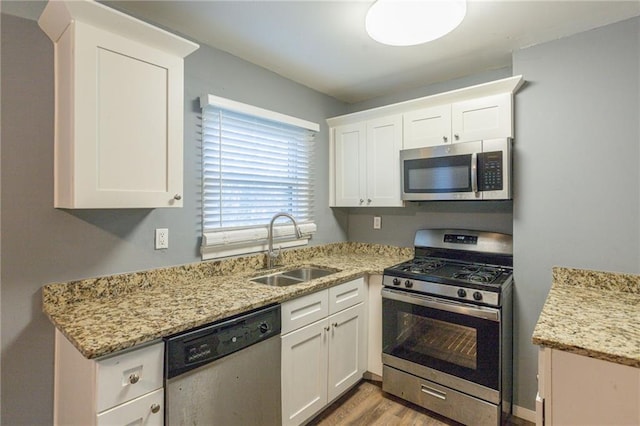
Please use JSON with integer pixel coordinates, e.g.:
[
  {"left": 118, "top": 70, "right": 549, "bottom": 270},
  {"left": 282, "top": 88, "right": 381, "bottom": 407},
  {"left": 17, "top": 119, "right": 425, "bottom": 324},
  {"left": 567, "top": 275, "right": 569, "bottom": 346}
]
[{"left": 307, "top": 380, "right": 534, "bottom": 426}]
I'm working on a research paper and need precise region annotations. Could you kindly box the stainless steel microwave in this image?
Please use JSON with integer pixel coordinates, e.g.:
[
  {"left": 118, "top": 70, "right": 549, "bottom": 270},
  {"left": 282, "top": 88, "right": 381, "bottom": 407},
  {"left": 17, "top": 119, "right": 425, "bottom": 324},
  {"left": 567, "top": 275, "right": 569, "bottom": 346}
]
[{"left": 400, "top": 138, "right": 512, "bottom": 201}]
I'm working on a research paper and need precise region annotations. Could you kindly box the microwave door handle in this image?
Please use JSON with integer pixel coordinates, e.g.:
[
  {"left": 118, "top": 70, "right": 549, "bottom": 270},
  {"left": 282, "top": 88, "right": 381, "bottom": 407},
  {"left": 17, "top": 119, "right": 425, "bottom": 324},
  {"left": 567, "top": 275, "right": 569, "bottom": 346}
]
[{"left": 471, "top": 152, "right": 478, "bottom": 193}]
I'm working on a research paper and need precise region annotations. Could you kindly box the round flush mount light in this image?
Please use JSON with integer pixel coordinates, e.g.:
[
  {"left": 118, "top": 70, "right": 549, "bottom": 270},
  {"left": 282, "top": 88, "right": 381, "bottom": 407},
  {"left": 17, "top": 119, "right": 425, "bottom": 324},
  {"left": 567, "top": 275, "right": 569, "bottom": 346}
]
[{"left": 365, "top": 0, "right": 467, "bottom": 46}]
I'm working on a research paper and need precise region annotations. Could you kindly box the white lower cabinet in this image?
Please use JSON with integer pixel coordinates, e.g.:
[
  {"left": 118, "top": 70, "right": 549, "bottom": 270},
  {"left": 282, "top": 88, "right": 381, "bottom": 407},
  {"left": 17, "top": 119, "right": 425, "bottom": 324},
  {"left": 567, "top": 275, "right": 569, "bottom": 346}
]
[
  {"left": 281, "top": 278, "right": 367, "bottom": 426},
  {"left": 537, "top": 347, "right": 640, "bottom": 426},
  {"left": 54, "top": 329, "right": 164, "bottom": 426}
]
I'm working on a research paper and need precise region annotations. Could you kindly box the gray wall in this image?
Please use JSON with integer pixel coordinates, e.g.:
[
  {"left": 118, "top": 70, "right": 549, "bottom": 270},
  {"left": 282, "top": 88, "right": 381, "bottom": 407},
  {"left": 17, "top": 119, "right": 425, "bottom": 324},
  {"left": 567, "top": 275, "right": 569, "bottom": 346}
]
[
  {"left": 512, "top": 16, "right": 640, "bottom": 411},
  {"left": 0, "top": 11, "right": 346, "bottom": 425}
]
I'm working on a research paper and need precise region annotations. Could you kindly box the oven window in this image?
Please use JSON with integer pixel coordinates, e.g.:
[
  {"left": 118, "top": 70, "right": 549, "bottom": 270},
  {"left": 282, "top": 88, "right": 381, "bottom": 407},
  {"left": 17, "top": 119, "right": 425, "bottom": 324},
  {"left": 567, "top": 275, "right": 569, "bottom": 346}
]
[
  {"left": 398, "top": 314, "right": 477, "bottom": 370},
  {"left": 383, "top": 296, "right": 500, "bottom": 390}
]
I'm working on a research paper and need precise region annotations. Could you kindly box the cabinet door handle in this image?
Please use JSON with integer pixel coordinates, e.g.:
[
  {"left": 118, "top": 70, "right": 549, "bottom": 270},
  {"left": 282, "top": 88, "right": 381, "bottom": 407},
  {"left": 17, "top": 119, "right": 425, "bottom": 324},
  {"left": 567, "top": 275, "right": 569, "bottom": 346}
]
[
  {"left": 324, "top": 326, "right": 330, "bottom": 332},
  {"left": 332, "top": 322, "right": 339, "bottom": 328},
  {"left": 128, "top": 373, "right": 140, "bottom": 384},
  {"left": 173, "top": 194, "right": 182, "bottom": 201},
  {"left": 454, "top": 133, "right": 460, "bottom": 140},
  {"left": 150, "top": 403, "right": 161, "bottom": 414},
  {"left": 367, "top": 198, "right": 372, "bottom": 204},
  {"left": 359, "top": 199, "right": 364, "bottom": 204},
  {"left": 443, "top": 136, "right": 448, "bottom": 142}
]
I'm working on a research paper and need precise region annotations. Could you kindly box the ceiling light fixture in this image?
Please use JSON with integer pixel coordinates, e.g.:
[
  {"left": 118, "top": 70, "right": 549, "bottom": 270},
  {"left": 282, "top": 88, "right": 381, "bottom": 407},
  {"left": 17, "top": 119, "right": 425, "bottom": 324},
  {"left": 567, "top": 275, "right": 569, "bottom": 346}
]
[{"left": 365, "top": 0, "right": 467, "bottom": 47}]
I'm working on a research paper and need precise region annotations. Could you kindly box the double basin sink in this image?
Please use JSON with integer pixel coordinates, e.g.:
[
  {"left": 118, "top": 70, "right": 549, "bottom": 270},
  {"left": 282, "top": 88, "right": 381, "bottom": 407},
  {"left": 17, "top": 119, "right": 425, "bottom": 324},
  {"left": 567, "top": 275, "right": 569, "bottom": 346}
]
[{"left": 252, "top": 266, "right": 339, "bottom": 287}]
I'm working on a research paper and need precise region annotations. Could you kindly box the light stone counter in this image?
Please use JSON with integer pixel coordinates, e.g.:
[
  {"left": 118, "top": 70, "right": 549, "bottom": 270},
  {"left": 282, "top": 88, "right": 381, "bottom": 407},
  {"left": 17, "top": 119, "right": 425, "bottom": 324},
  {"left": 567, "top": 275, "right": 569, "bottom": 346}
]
[
  {"left": 532, "top": 266, "right": 640, "bottom": 367},
  {"left": 43, "top": 242, "right": 412, "bottom": 359}
]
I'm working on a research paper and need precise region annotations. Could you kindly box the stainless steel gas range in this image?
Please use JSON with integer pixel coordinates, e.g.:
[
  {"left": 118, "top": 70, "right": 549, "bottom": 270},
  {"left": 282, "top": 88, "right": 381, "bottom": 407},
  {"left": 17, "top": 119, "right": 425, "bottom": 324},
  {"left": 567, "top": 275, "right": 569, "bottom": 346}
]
[{"left": 382, "top": 229, "right": 513, "bottom": 426}]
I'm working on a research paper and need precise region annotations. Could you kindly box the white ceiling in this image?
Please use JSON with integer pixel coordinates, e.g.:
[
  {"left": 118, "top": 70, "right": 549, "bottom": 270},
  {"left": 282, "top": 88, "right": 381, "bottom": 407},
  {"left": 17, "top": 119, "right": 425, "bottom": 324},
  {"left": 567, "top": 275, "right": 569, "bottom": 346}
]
[{"left": 6, "top": 1, "right": 640, "bottom": 103}]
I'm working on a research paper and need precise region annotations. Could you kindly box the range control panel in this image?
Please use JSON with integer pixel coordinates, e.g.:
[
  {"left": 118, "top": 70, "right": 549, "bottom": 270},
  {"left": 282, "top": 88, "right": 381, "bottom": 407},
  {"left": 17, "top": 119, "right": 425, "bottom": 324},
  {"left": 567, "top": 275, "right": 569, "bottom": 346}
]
[{"left": 444, "top": 234, "right": 478, "bottom": 245}]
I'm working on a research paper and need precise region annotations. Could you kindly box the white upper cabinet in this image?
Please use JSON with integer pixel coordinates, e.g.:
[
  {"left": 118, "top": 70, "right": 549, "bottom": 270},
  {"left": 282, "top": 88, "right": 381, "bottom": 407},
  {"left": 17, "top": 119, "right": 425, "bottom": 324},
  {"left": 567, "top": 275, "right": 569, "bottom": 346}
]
[
  {"left": 38, "top": 0, "right": 199, "bottom": 208},
  {"left": 328, "top": 76, "right": 523, "bottom": 206},
  {"left": 404, "top": 93, "right": 512, "bottom": 149},
  {"left": 451, "top": 93, "right": 512, "bottom": 143},
  {"left": 332, "top": 115, "right": 403, "bottom": 207},
  {"left": 403, "top": 104, "right": 452, "bottom": 148}
]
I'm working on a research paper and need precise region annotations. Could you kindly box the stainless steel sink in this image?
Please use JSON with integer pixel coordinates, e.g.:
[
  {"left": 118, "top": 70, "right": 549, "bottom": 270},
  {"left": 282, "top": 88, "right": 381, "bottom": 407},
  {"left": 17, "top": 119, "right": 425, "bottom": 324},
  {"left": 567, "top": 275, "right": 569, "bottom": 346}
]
[{"left": 251, "top": 266, "right": 339, "bottom": 287}]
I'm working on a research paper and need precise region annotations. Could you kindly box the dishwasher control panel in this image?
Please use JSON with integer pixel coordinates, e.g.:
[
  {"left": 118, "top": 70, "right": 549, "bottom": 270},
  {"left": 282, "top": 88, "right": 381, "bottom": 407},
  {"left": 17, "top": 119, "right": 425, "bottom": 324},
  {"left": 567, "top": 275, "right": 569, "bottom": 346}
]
[{"left": 165, "top": 304, "right": 281, "bottom": 378}]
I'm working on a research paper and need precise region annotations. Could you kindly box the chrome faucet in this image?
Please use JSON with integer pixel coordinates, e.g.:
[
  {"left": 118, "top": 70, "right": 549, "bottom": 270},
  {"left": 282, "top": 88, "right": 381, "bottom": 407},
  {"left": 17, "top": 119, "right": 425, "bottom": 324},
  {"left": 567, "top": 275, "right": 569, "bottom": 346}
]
[{"left": 267, "top": 212, "right": 303, "bottom": 269}]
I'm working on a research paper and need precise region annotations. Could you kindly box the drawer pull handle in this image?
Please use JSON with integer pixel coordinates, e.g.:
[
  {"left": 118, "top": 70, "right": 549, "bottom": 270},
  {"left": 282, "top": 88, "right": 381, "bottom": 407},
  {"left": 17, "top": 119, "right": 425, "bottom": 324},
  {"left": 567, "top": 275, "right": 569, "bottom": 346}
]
[
  {"left": 421, "top": 384, "right": 446, "bottom": 400},
  {"left": 128, "top": 373, "right": 140, "bottom": 384},
  {"left": 150, "top": 403, "right": 161, "bottom": 414}
]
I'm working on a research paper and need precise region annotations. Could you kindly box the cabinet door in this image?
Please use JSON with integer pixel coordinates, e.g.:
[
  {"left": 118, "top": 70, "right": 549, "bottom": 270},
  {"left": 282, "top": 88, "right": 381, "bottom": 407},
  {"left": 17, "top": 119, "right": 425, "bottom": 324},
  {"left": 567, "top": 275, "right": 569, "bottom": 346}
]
[
  {"left": 281, "top": 320, "right": 329, "bottom": 426},
  {"left": 546, "top": 349, "right": 640, "bottom": 426},
  {"left": 61, "top": 21, "right": 184, "bottom": 208},
  {"left": 334, "top": 123, "right": 367, "bottom": 207},
  {"left": 403, "top": 105, "right": 451, "bottom": 148},
  {"left": 451, "top": 93, "right": 512, "bottom": 143},
  {"left": 365, "top": 115, "right": 404, "bottom": 207},
  {"left": 327, "top": 303, "right": 366, "bottom": 402}
]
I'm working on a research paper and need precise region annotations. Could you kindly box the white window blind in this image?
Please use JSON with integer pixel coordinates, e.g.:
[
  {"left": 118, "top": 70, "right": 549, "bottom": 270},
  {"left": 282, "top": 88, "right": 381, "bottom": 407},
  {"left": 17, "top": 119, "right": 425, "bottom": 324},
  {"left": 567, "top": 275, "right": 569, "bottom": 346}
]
[{"left": 200, "top": 95, "right": 319, "bottom": 260}]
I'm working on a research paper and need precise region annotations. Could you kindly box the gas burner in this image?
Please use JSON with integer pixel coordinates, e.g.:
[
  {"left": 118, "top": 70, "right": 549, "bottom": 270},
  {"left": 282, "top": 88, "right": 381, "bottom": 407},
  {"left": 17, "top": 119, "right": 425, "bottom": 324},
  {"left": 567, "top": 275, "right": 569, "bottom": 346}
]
[
  {"left": 395, "top": 258, "right": 445, "bottom": 274},
  {"left": 452, "top": 266, "right": 502, "bottom": 283},
  {"left": 452, "top": 271, "right": 497, "bottom": 283},
  {"left": 409, "top": 259, "right": 444, "bottom": 273}
]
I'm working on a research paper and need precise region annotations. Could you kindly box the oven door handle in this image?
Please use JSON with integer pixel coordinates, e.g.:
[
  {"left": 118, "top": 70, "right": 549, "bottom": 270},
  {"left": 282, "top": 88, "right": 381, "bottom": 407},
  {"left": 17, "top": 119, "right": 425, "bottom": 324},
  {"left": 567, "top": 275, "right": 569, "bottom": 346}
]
[{"left": 381, "top": 288, "right": 500, "bottom": 322}]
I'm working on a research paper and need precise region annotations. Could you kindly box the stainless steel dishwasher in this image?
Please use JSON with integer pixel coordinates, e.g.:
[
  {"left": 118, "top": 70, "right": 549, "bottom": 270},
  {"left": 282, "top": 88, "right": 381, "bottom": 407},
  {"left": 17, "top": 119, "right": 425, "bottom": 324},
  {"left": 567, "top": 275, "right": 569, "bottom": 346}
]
[{"left": 165, "top": 304, "right": 281, "bottom": 425}]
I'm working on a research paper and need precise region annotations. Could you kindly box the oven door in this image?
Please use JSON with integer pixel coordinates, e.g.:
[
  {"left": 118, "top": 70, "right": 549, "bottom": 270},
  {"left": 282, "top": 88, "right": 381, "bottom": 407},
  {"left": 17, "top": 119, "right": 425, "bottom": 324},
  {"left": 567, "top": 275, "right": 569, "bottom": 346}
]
[
  {"left": 382, "top": 288, "right": 500, "bottom": 393},
  {"left": 400, "top": 141, "right": 481, "bottom": 201}
]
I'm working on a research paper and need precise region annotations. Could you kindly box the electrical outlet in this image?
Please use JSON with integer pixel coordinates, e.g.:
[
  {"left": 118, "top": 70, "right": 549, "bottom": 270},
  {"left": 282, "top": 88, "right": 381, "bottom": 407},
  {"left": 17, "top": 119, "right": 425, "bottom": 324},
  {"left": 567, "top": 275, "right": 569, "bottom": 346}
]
[
  {"left": 155, "top": 228, "right": 169, "bottom": 249},
  {"left": 373, "top": 216, "right": 381, "bottom": 230}
]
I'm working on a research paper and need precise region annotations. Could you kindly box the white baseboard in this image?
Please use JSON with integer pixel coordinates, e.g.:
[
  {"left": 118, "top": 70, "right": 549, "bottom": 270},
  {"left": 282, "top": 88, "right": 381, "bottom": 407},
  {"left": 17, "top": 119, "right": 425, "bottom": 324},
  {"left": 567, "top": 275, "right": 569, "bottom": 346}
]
[{"left": 513, "top": 404, "right": 536, "bottom": 423}]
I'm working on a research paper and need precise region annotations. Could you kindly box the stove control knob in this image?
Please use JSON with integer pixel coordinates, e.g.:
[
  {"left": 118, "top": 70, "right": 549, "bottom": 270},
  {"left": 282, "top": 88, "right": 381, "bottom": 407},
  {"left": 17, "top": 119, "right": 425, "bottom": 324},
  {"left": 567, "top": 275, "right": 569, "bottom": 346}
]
[
  {"left": 392, "top": 278, "right": 401, "bottom": 286},
  {"left": 473, "top": 291, "right": 483, "bottom": 301},
  {"left": 457, "top": 289, "right": 467, "bottom": 298},
  {"left": 404, "top": 280, "right": 413, "bottom": 288}
]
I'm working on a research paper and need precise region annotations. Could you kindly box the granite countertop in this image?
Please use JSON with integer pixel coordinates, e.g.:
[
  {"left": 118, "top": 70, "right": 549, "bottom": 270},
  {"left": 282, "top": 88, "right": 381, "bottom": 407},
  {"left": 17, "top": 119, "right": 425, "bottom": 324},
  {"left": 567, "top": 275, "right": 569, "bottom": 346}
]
[
  {"left": 43, "top": 242, "right": 412, "bottom": 359},
  {"left": 532, "top": 266, "right": 640, "bottom": 368}
]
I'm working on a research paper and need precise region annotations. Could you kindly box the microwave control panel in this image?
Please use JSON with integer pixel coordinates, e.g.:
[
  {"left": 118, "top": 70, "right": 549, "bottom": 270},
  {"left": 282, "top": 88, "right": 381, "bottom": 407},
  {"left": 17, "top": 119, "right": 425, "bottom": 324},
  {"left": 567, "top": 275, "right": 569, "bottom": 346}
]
[{"left": 478, "top": 151, "right": 503, "bottom": 191}]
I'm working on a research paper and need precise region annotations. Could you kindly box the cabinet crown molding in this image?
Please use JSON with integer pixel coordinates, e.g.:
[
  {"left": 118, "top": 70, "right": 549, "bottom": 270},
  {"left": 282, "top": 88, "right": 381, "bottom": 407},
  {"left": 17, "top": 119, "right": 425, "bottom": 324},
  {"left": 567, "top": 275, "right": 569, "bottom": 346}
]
[
  {"left": 327, "top": 75, "right": 524, "bottom": 127},
  {"left": 38, "top": 0, "right": 199, "bottom": 57}
]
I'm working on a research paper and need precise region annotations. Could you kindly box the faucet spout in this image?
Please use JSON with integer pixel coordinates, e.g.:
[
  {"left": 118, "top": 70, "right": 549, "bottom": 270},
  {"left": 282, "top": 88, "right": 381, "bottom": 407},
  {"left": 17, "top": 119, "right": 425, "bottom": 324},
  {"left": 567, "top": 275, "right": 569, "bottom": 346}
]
[{"left": 267, "top": 213, "right": 303, "bottom": 269}]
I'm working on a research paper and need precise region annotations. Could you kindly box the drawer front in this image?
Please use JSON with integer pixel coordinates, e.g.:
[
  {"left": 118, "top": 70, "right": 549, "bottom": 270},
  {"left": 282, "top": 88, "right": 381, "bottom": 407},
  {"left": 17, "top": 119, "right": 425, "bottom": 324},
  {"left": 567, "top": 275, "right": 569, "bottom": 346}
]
[
  {"left": 282, "top": 289, "right": 329, "bottom": 335},
  {"left": 383, "top": 365, "right": 499, "bottom": 426},
  {"left": 97, "top": 388, "right": 163, "bottom": 426},
  {"left": 96, "top": 342, "right": 164, "bottom": 412},
  {"left": 329, "top": 278, "right": 365, "bottom": 315}
]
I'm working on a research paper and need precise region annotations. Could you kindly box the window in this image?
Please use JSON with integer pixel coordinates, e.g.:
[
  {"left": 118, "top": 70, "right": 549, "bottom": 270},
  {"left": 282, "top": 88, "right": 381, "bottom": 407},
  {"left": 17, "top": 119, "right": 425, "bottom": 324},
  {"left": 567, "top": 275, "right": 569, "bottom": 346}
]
[{"left": 200, "top": 95, "right": 319, "bottom": 260}]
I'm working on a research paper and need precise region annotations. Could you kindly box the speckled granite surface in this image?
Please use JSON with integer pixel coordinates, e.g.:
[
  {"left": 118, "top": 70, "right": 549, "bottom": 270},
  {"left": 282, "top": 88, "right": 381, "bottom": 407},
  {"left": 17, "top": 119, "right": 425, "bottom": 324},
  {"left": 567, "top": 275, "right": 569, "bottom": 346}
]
[
  {"left": 532, "top": 266, "right": 640, "bottom": 367},
  {"left": 43, "top": 242, "right": 412, "bottom": 359}
]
